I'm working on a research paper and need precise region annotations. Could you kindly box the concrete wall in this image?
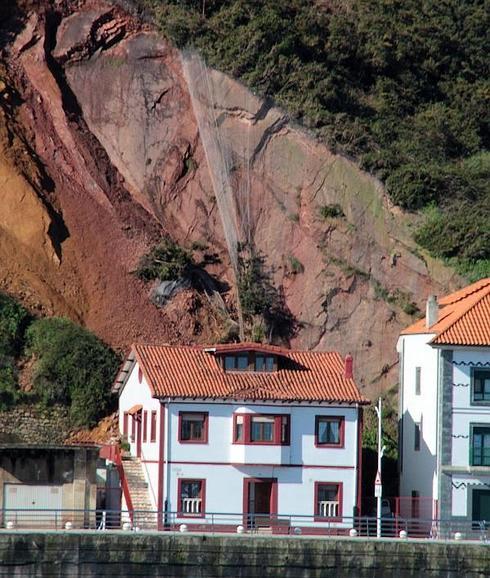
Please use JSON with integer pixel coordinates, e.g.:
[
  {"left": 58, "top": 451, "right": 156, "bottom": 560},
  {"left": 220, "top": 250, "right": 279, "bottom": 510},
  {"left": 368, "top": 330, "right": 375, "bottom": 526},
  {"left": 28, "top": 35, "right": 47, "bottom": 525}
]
[
  {"left": 0, "top": 532, "right": 489, "bottom": 578},
  {"left": 0, "top": 447, "right": 99, "bottom": 515}
]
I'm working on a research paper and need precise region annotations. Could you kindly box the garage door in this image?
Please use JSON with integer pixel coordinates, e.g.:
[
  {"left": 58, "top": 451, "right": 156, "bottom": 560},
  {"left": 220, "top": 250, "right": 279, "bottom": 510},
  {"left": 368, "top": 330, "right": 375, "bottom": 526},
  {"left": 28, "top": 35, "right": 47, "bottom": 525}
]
[{"left": 3, "top": 484, "right": 63, "bottom": 528}]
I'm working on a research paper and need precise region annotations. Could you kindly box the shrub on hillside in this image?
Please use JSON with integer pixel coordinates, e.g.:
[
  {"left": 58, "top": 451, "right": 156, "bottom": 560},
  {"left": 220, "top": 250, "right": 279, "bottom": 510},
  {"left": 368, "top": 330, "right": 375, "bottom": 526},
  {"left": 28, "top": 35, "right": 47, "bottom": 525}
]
[
  {"left": 0, "top": 292, "right": 30, "bottom": 356},
  {"left": 0, "top": 361, "right": 20, "bottom": 411},
  {"left": 26, "top": 318, "right": 119, "bottom": 427},
  {"left": 136, "top": 239, "right": 195, "bottom": 282}
]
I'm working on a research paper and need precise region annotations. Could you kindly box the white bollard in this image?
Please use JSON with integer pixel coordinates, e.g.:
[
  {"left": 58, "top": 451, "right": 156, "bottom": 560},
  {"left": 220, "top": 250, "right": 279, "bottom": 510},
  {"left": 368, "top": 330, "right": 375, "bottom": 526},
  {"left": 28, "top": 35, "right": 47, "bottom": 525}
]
[
  {"left": 134, "top": 526, "right": 141, "bottom": 532},
  {"left": 122, "top": 522, "right": 132, "bottom": 531},
  {"left": 236, "top": 525, "right": 245, "bottom": 534},
  {"left": 454, "top": 532, "right": 463, "bottom": 541},
  {"left": 179, "top": 524, "right": 188, "bottom": 533},
  {"left": 64, "top": 521, "right": 73, "bottom": 530},
  {"left": 399, "top": 530, "right": 408, "bottom": 539},
  {"left": 349, "top": 528, "right": 358, "bottom": 538},
  {"left": 6, "top": 521, "right": 15, "bottom": 530},
  {"left": 293, "top": 527, "right": 302, "bottom": 535}
]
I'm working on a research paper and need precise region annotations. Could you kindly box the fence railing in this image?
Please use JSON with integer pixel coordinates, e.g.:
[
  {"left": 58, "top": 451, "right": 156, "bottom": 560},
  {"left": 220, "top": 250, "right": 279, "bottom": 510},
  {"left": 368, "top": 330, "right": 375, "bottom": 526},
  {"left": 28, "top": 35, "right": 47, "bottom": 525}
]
[{"left": 1, "top": 509, "right": 489, "bottom": 541}]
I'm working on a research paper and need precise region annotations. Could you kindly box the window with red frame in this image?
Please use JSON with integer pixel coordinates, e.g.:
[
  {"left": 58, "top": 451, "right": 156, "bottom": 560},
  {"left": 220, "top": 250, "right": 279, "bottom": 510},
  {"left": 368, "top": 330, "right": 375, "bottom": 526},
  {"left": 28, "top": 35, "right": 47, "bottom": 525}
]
[
  {"left": 130, "top": 414, "right": 135, "bottom": 442},
  {"left": 150, "top": 410, "right": 157, "bottom": 443},
  {"left": 315, "top": 483, "right": 341, "bottom": 518},
  {"left": 234, "top": 414, "right": 290, "bottom": 445},
  {"left": 315, "top": 416, "right": 344, "bottom": 447},
  {"left": 179, "top": 479, "right": 205, "bottom": 517},
  {"left": 179, "top": 412, "right": 208, "bottom": 443},
  {"left": 142, "top": 411, "right": 148, "bottom": 443}
]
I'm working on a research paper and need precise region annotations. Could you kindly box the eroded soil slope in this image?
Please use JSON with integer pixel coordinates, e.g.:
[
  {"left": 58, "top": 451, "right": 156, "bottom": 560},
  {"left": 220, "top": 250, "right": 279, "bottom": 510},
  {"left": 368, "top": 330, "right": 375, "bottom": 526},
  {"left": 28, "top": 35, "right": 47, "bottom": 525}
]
[{"left": 0, "top": 0, "right": 460, "bottom": 396}]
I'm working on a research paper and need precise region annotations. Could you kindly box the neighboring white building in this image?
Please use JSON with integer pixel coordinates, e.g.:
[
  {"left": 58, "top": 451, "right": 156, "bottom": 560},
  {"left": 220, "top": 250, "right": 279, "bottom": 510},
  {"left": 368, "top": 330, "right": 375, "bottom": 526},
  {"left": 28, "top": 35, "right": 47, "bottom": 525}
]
[
  {"left": 398, "top": 278, "right": 490, "bottom": 522},
  {"left": 115, "top": 342, "right": 368, "bottom": 531}
]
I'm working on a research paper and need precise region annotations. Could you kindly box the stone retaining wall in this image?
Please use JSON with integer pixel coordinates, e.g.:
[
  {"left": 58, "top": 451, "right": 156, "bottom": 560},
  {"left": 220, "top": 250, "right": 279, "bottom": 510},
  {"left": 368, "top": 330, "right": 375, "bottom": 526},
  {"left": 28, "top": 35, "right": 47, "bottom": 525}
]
[
  {"left": 0, "top": 532, "right": 489, "bottom": 577},
  {"left": 0, "top": 404, "right": 71, "bottom": 444}
]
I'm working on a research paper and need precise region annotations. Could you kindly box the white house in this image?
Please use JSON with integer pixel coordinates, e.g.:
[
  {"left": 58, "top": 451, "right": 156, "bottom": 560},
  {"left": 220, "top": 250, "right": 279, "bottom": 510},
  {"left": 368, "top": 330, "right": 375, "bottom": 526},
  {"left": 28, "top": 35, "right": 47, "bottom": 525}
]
[
  {"left": 398, "top": 278, "right": 490, "bottom": 523},
  {"left": 114, "top": 342, "right": 368, "bottom": 532}
]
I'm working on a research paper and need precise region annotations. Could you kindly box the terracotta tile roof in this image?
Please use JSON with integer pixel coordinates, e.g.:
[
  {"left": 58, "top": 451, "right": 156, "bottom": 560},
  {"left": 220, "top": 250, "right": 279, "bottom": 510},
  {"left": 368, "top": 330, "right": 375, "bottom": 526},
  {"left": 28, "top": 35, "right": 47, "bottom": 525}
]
[
  {"left": 401, "top": 278, "right": 490, "bottom": 346},
  {"left": 130, "top": 343, "right": 368, "bottom": 405}
]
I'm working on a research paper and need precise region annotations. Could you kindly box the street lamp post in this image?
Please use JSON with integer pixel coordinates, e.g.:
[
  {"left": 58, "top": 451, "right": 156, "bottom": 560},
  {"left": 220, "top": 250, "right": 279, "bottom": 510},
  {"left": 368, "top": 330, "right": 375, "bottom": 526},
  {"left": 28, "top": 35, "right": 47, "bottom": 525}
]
[{"left": 374, "top": 397, "right": 386, "bottom": 539}]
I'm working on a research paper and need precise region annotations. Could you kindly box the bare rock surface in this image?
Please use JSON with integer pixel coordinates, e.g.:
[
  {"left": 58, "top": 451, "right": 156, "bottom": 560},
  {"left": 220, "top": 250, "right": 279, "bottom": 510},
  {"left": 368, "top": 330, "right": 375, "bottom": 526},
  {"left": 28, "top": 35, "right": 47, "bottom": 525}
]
[{"left": 0, "top": 1, "right": 460, "bottom": 396}]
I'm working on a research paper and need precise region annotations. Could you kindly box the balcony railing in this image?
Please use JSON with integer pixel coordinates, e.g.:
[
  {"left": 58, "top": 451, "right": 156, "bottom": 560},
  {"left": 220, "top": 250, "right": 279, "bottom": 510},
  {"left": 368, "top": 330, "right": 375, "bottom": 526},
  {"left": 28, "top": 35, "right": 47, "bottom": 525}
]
[
  {"left": 318, "top": 501, "right": 339, "bottom": 518},
  {"left": 181, "top": 498, "right": 202, "bottom": 515}
]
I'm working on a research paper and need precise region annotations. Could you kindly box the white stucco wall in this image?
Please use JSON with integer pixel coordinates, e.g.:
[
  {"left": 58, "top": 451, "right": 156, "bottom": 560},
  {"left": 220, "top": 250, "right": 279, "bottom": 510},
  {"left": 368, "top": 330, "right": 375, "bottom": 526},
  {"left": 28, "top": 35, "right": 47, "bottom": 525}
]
[
  {"left": 398, "top": 333, "right": 439, "bottom": 500},
  {"left": 118, "top": 366, "right": 360, "bottom": 524}
]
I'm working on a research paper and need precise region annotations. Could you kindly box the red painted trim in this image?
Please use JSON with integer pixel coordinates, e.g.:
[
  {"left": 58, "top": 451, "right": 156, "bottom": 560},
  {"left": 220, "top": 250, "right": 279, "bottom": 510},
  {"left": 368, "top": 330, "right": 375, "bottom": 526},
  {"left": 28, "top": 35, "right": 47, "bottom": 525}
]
[
  {"left": 150, "top": 410, "right": 157, "bottom": 443},
  {"left": 232, "top": 413, "right": 290, "bottom": 446},
  {"left": 130, "top": 414, "right": 135, "bottom": 442},
  {"left": 314, "top": 415, "right": 345, "bottom": 448},
  {"left": 356, "top": 407, "right": 363, "bottom": 514},
  {"left": 113, "top": 445, "right": 134, "bottom": 522},
  {"left": 177, "top": 478, "right": 206, "bottom": 518},
  {"left": 157, "top": 403, "right": 165, "bottom": 530},
  {"left": 243, "top": 477, "right": 278, "bottom": 522},
  {"left": 178, "top": 411, "right": 209, "bottom": 444},
  {"left": 140, "top": 459, "right": 355, "bottom": 469},
  {"left": 143, "top": 410, "right": 148, "bottom": 443},
  {"left": 314, "top": 481, "right": 343, "bottom": 522},
  {"left": 123, "top": 412, "right": 128, "bottom": 437},
  {"left": 136, "top": 411, "right": 142, "bottom": 458},
  {"left": 138, "top": 367, "right": 143, "bottom": 383}
]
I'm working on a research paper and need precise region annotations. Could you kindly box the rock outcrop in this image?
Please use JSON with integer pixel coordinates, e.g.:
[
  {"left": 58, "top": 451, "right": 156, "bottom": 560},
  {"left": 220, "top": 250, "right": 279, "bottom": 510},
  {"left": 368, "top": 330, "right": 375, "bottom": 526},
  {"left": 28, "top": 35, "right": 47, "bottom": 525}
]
[{"left": 0, "top": 0, "right": 460, "bottom": 396}]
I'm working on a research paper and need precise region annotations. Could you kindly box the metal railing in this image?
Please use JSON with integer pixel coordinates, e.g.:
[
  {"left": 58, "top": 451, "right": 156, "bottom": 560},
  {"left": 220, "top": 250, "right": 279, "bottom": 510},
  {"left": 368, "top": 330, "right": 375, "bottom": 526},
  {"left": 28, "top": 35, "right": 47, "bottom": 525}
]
[{"left": 1, "top": 509, "right": 490, "bottom": 542}]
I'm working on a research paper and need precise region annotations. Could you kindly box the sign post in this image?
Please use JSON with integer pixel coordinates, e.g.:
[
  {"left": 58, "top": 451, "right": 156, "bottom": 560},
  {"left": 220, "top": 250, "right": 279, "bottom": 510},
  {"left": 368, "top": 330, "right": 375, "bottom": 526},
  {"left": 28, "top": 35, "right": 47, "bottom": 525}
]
[{"left": 374, "top": 397, "right": 385, "bottom": 539}]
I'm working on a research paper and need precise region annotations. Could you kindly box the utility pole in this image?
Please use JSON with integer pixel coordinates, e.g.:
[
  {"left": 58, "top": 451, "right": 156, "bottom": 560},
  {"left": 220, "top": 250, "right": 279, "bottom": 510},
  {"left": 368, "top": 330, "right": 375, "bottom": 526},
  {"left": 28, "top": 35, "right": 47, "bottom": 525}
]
[{"left": 374, "top": 397, "right": 386, "bottom": 539}]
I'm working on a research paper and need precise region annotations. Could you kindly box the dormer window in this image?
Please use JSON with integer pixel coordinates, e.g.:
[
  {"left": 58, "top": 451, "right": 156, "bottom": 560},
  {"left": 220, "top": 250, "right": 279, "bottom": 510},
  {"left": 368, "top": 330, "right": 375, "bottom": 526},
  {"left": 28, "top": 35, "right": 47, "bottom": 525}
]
[
  {"left": 255, "top": 355, "right": 274, "bottom": 372},
  {"left": 222, "top": 352, "right": 277, "bottom": 372},
  {"left": 224, "top": 354, "right": 249, "bottom": 371}
]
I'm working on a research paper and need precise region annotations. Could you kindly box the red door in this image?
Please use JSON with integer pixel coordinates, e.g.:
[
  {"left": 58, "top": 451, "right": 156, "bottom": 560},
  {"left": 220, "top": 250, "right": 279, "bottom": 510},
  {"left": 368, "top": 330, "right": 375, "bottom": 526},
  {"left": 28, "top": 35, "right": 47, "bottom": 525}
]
[
  {"left": 243, "top": 478, "right": 278, "bottom": 527},
  {"left": 136, "top": 411, "right": 142, "bottom": 458}
]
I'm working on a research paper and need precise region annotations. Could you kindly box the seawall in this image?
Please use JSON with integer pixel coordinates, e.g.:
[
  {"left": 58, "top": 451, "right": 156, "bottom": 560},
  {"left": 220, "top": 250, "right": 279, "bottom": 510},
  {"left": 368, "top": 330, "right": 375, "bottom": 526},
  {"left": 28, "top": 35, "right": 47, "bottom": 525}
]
[{"left": 0, "top": 531, "right": 489, "bottom": 577}]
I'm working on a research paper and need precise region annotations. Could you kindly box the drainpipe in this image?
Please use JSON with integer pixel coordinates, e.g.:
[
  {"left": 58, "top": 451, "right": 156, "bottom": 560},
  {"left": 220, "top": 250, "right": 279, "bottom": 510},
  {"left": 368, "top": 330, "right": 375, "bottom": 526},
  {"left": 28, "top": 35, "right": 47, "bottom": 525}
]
[{"left": 164, "top": 398, "right": 172, "bottom": 522}]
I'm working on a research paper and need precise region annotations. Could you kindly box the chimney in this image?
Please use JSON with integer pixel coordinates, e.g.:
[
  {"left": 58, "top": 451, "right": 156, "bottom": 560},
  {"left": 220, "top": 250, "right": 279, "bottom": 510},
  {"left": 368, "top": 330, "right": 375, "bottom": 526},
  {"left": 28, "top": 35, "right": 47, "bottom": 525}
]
[
  {"left": 426, "top": 295, "right": 438, "bottom": 328},
  {"left": 344, "top": 354, "right": 353, "bottom": 379}
]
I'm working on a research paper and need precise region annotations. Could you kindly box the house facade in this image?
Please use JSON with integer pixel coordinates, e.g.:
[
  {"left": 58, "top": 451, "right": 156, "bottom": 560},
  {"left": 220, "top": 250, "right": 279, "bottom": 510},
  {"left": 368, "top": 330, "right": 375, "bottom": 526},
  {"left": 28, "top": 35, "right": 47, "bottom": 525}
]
[
  {"left": 115, "top": 343, "right": 368, "bottom": 530},
  {"left": 398, "top": 278, "right": 490, "bottom": 523}
]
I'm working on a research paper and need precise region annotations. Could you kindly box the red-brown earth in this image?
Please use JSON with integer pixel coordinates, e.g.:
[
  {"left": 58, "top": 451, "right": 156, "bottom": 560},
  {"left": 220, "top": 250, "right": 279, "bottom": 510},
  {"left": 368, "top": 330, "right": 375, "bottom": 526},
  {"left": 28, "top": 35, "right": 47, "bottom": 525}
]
[{"left": 0, "top": 0, "right": 460, "bottom": 400}]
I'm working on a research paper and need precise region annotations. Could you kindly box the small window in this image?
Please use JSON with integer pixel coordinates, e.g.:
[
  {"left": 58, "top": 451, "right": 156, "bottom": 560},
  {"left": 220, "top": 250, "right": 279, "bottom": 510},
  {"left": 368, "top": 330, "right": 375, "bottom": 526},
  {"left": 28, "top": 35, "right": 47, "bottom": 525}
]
[
  {"left": 471, "top": 426, "right": 490, "bottom": 466},
  {"left": 315, "top": 483, "right": 341, "bottom": 518},
  {"left": 233, "top": 414, "right": 290, "bottom": 445},
  {"left": 130, "top": 415, "right": 136, "bottom": 442},
  {"left": 255, "top": 355, "right": 275, "bottom": 372},
  {"left": 150, "top": 410, "right": 157, "bottom": 443},
  {"left": 414, "top": 422, "right": 421, "bottom": 451},
  {"left": 235, "top": 415, "right": 244, "bottom": 442},
  {"left": 473, "top": 370, "right": 490, "bottom": 403},
  {"left": 143, "top": 411, "right": 148, "bottom": 443},
  {"left": 179, "top": 412, "right": 208, "bottom": 443},
  {"left": 315, "top": 416, "right": 344, "bottom": 447},
  {"left": 251, "top": 416, "right": 275, "bottom": 442},
  {"left": 224, "top": 354, "right": 249, "bottom": 371},
  {"left": 415, "top": 367, "right": 421, "bottom": 396},
  {"left": 179, "top": 479, "right": 205, "bottom": 517}
]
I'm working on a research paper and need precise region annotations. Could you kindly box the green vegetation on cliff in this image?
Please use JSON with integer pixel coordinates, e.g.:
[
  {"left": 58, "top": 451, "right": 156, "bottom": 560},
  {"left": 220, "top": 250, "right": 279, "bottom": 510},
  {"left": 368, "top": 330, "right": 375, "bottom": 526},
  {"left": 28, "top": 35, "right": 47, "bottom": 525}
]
[
  {"left": 0, "top": 293, "right": 119, "bottom": 426},
  {"left": 140, "top": 0, "right": 489, "bottom": 279}
]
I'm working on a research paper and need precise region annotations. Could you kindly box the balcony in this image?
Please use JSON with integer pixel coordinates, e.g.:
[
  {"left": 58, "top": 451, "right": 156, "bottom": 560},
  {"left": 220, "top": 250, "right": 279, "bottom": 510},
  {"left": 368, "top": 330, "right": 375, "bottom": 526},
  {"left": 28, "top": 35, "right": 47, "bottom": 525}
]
[
  {"left": 318, "top": 501, "right": 339, "bottom": 518},
  {"left": 181, "top": 498, "right": 202, "bottom": 516},
  {"left": 229, "top": 443, "right": 291, "bottom": 466}
]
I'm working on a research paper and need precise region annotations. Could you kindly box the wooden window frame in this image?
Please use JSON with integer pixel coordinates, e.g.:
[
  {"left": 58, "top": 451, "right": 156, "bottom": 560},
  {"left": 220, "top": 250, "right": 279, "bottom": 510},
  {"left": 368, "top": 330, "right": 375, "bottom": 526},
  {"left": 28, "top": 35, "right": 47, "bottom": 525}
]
[
  {"left": 177, "top": 478, "right": 206, "bottom": 518},
  {"left": 233, "top": 413, "right": 290, "bottom": 446},
  {"left": 315, "top": 416, "right": 345, "bottom": 448},
  {"left": 314, "top": 482, "right": 343, "bottom": 521},
  {"left": 178, "top": 412, "right": 209, "bottom": 444},
  {"left": 142, "top": 410, "right": 148, "bottom": 443},
  {"left": 150, "top": 410, "right": 157, "bottom": 443}
]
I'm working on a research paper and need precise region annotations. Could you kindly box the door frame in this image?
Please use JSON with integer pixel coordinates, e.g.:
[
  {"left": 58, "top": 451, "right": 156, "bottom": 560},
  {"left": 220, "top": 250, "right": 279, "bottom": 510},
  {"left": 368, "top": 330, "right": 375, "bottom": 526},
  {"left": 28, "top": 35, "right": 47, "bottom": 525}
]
[
  {"left": 136, "top": 410, "right": 143, "bottom": 458},
  {"left": 243, "top": 477, "right": 278, "bottom": 526}
]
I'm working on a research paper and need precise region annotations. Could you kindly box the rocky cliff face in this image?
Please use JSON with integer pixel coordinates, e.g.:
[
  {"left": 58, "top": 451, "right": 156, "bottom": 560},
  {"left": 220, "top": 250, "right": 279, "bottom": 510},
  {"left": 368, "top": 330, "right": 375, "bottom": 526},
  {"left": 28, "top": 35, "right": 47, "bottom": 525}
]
[{"left": 0, "top": 0, "right": 459, "bottom": 397}]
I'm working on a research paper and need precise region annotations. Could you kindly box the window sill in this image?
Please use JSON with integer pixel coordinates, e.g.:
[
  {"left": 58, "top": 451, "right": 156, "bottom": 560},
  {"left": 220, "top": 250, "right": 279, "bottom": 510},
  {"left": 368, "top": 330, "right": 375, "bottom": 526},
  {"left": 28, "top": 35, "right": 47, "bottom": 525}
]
[
  {"left": 315, "top": 443, "right": 344, "bottom": 449},
  {"left": 178, "top": 440, "right": 209, "bottom": 445},
  {"left": 177, "top": 513, "right": 205, "bottom": 519}
]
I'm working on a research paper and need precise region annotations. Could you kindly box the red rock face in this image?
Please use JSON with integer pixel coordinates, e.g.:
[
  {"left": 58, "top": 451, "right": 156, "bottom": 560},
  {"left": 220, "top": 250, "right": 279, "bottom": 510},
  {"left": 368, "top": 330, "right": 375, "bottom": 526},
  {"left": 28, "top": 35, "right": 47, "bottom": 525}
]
[{"left": 0, "top": 1, "right": 460, "bottom": 397}]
